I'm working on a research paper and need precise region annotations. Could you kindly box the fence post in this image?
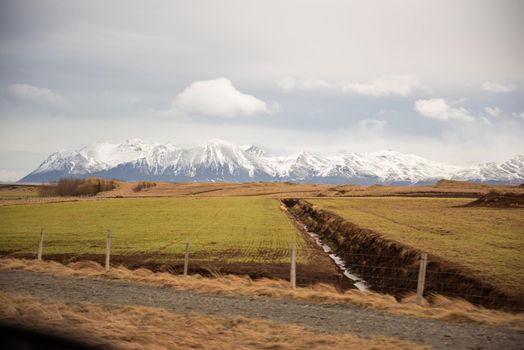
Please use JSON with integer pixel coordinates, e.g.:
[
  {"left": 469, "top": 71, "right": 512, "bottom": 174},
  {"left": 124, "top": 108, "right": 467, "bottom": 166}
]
[
  {"left": 105, "top": 230, "right": 111, "bottom": 271},
  {"left": 416, "top": 253, "right": 428, "bottom": 305},
  {"left": 37, "top": 227, "right": 44, "bottom": 261},
  {"left": 184, "top": 240, "right": 190, "bottom": 276},
  {"left": 290, "top": 241, "right": 296, "bottom": 289}
]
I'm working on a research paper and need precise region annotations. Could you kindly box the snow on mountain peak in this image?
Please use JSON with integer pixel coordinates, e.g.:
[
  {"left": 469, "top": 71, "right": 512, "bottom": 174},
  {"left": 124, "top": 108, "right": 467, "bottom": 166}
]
[
  {"left": 243, "top": 144, "right": 269, "bottom": 158},
  {"left": 20, "top": 140, "right": 524, "bottom": 184}
]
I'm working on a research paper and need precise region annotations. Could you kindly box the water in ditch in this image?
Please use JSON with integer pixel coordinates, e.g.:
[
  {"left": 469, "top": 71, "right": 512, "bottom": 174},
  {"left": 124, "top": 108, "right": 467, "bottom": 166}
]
[{"left": 299, "top": 222, "right": 369, "bottom": 291}]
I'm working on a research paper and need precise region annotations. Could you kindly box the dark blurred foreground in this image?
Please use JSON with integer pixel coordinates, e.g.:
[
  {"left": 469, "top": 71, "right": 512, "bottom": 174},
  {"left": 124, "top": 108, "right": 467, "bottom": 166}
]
[{"left": 0, "top": 322, "right": 113, "bottom": 350}]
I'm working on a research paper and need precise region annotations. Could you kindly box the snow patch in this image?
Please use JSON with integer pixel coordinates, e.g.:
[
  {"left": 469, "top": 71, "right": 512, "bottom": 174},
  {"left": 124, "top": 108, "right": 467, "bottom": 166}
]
[{"left": 302, "top": 223, "right": 369, "bottom": 291}]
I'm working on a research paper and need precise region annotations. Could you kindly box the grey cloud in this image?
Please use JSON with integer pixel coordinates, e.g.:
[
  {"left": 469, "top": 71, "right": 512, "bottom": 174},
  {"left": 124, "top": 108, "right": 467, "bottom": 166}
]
[
  {"left": 481, "top": 81, "right": 516, "bottom": 93},
  {"left": 2, "top": 84, "right": 67, "bottom": 110}
]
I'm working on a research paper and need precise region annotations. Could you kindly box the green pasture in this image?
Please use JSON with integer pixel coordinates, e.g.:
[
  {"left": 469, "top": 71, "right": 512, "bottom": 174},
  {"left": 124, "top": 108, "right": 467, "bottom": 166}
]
[
  {"left": 0, "top": 197, "right": 306, "bottom": 263},
  {"left": 309, "top": 197, "right": 524, "bottom": 293},
  {"left": 0, "top": 191, "right": 38, "bottom": 199}
]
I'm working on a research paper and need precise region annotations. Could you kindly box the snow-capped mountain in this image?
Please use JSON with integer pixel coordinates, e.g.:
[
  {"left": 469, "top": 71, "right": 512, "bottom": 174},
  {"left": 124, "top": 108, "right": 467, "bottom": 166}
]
[{"left": 19, "top": 139, "right": 524, "bottom": 184}]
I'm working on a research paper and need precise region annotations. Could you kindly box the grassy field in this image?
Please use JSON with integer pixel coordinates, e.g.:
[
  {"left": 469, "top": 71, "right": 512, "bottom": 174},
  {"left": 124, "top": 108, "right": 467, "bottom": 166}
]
[
  {"left": 309, "top": 197, "right": 524, "bottom": 293},
  {"left": 0, "top": 189, "right": 38, "bottom": 199},
  {"left": 0, "top": 197, "right": 307, "bottom": 264}
]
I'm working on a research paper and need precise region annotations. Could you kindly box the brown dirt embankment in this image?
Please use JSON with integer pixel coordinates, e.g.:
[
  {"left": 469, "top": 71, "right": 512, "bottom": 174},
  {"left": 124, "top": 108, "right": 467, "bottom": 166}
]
[
  {"left": 464, "top": 191, "right": 524, "bottom": 208},
  {"left": 282, "top": 198, "right": 524, "bottom": 311},
  {"left": 5, "top": 252, "right": 342, "bottom": 288}
]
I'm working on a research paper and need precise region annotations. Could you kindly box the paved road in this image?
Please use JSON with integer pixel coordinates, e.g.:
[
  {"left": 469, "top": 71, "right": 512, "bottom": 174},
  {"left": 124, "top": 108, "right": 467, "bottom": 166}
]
[{"left": 0, "top": 270, "right": 522, "bottom": 349}]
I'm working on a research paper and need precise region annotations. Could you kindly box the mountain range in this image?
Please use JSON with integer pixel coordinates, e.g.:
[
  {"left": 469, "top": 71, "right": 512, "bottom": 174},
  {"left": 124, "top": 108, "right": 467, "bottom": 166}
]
[{"left": 19, "top": 139, "right": 524, "bottom": 185}]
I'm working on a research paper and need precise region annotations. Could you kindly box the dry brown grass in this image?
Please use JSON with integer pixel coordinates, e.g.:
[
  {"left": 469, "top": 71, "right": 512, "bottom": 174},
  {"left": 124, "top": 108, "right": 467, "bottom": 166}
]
[
  {"left": 3, "top": 181, "right": 522, "bottom": 205},
  {"left": 133, "top": 181, "right": 157, "bottom": 192},
  {"left": 98, "top": 181, "right": 329, "bottom": 198},
  {"left": 96, "top": 180, "right": 524, "bottom": 199},
  {"left": 0, "top": 292, "right": 427, "bottom": 350},
  {"left": 1, "top": 258, "right": 522, "bottom": 330}
]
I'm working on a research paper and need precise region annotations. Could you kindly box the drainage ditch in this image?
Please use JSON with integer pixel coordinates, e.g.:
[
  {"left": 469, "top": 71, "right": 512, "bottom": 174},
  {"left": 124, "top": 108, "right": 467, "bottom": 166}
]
[
  {"left": 289, "top": 212, "right": 368, "bottom": 291},
  {"left": 282, "top": 198, "right": 523, "bottom": 311}
]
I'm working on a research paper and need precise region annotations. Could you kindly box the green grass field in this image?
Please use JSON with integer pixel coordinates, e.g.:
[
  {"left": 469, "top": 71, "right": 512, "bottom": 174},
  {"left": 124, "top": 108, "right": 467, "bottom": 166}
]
[
  {"left": 0, "top": 197, "right": 306, "bottom": 263},
  {"left": 309, "top": 197, "right": 524, "bottom": 293},
  {"left": 0, "top": 191, "right": 38, "bottom": 199}
]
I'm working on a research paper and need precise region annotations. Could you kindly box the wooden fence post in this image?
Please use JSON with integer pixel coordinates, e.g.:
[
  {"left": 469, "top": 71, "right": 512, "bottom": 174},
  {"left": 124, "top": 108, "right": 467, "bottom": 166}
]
[
  {"left": 105, "top": 230, "right": 111, "bottom": 271},
  {"left": 184, "top": 240, "right": 190, "bottom": 276},
  {"left": 37, "top": 227, "right": 44, "bottom": 261},
  {"left": 416, "top": 253, "right": 428, "bottom": 305},
  {"left": 290, "top": 241, "right": 296, "bottom": 289}
]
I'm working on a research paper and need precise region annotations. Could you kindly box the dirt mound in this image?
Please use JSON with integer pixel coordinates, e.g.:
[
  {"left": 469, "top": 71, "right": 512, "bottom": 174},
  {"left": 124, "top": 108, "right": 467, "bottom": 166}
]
[{"left": 466, "top": 192, "right": 524, "bottom": 208}]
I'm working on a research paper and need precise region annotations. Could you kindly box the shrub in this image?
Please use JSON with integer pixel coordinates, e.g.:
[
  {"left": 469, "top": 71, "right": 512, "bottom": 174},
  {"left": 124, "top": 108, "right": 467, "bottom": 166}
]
[
  {"left": 38, "top": 185, "right": 57, "bottom": 197},
  {"left": 39, "top": 178, "right": 116, "bottom": 197},
  {"left": 133, "top": 181, "right": 157, "bottom": 192}
]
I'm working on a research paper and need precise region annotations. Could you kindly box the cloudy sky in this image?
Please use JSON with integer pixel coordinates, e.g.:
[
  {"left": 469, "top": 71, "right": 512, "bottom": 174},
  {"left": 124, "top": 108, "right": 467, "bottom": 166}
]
[{"left": 1, "top": 0, "right": 523, "bottom": 180}]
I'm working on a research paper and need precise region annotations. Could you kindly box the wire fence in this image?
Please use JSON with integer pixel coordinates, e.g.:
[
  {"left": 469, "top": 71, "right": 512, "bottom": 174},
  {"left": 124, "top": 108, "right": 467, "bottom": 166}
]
[{"left": 4, "top": 227, "right": 523, "bottom": 312}]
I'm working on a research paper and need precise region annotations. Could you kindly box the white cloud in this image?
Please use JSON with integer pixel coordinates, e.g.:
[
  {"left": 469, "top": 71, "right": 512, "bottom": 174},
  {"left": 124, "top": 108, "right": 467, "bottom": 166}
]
[
  {"left": 484, "top": 106, "right": 502, "bottom": 117},
  {"left": 0, "top": 170, "right": 19, "bottom": 182},
  {"left": 358, "top": 119, "right": 387, "bottom": 132},
  {"left": 275, "top": 77, "right": 296, "bottom": 92},
  {"left": 4, "top": 84, "right": 67, "bottom": 110},
  {"left": 299, "top": 79, "right": 332, "bottom": 91},
  {"left": 172, "top": 78, "right": 271, "bottom": 118},
  {"left": 276, "top": 75, "right": 418, "bottom": 97},
  {"left": 276, "top": 77, "right": 333, "bottom": 92},
  {"left": 414, "top": 98, "right": 475, "bottom": 122},
  {"left": 267, "top": 101, "right": 282, "bottom": 113},
  {"left": 340, "top": 75, "right": 419, "bottom": 97},
  {"left": 513, "top": 112, "right": 524, "bottom": 120},
  {"left": 481, "top": 81, "right": 516, "bottom": 93}
]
